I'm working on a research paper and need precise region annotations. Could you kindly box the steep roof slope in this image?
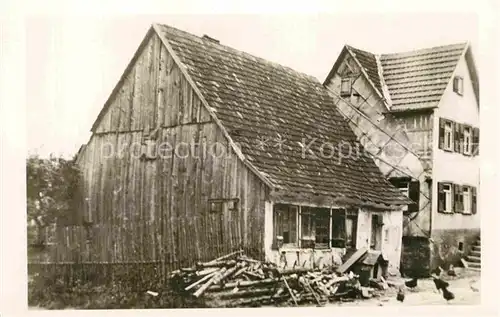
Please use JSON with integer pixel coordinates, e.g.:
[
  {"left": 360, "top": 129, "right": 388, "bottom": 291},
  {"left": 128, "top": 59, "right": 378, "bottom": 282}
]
[
  {"left": 325, "top": 43, "right": 476, "bottom": 112},
  {"left": 346, "top": 45, "right": 383, "bottom": 93},
  {"left": 380, "top": 43, "right": 467, "bottom": 111},
  {"left": 154, "top": 24, "right": 409, "bottom": 208}
]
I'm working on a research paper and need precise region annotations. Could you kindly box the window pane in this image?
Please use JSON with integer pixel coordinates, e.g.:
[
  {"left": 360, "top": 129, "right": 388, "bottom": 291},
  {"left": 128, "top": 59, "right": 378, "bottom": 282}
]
[
  {"left": 331, "top": 209, "right": 346, "bottom": 248},
  {"left": 274, "top": 204, "right": 297, "bottom": 244},
  {"left": 315, "top": 209, "right": 330, "bottom": 245},
  {"left": 346, "top": 216, "right": 357, "bottom": 248}
]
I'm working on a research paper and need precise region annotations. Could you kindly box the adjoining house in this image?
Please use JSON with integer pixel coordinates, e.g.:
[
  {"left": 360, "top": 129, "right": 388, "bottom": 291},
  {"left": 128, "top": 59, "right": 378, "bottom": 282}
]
[
  {"left": 67, "top": 24, "right": 411, "bottom": 274},
  {"left": 324, "top": 43, "right": 480, "bottom": 275}
]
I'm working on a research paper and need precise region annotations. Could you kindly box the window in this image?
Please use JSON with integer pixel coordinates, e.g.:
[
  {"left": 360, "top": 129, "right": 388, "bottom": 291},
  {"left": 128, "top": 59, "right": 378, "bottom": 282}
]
[
  {"left": 272, "top": 205, "right": 358, "bottom": 249},
  {"left": 444, "top": 121, "right": 453, "bottom": 151},
  {"left": 399, "top": 187, "right": 409, "bottom": 212},
  {"left": 300, "top": 207, "right": 330, "bottom": 248},
  {"left": 273, "top": 204, "right": 298, "bottom": 247},
  {"left": 458, "top": 241, "right": 464, "bottom": 252},
  {"left": 463, "top": 126, "right": 472, "bottom": 155},
  {"left": 340, "top": 77, "right": 352, "bottom": 97},
  {"left": 439, "top": 118, "right": 479, "bottom": 156},
  {"left": 472, "top": 128, "right": 480, "bottom": 156},
  {"left": 463, "top": 186, "right": 471, "bottom": 214},
  {"left": 390, "top": 178, "right": 419, "bottom": 213},
  {"left": 208, "top": 198, "right": 239, "bottom": 213},
  {"left": 438, "top": 183, "right": 453, "bottom": 213},
  {"left": 453, "top": 76, "right": 464, "bottom": 95},
  {"left": 443, "top": 184, "right": 452, "bottom": 213},
  {"left": 345, "top": 209, "right": 358, "bottom": 249},
  {"left": 331, "top": 209, "right": 346, "bottom": 248}
]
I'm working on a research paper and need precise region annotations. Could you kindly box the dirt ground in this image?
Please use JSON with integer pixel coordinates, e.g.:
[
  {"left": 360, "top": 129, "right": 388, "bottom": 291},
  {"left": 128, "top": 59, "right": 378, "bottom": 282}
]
[{"left": 332, "top": 269, "right": 481, "bottom": 306}]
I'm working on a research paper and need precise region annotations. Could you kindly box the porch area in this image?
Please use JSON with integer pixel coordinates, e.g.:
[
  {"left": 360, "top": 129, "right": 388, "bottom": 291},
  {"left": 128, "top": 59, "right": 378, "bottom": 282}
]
[{"left": 264, "top": 203, "right": 403, "bottom": 273}]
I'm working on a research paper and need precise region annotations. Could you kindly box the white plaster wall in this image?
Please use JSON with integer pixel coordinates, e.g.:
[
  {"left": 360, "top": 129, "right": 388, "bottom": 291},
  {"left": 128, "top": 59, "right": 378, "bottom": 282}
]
[
  {"left": 381, "top": 210, "right": 403, "bottom": 271},
  {"left": 432, "top": 53, "right": 480, "bottom": 230},
  {"left": 263, "top": 201, "right": 274, "bottom": 262},
  {"left": 356, "top": 209, "right": 371, "bottom": 249},
  {"left": 358, "top": 209, "right": 403, "bottom": 270}
]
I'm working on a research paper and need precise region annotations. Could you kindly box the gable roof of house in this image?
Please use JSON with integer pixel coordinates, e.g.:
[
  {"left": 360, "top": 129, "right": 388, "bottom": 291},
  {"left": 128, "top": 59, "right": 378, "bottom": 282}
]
[
  {"left": 90, "top": 24, "right": 411, "bottom": 209},
  {"left": 325, "top": 43, "right": 478, "bottom": 112},
  {"left": 152, "top": 24, "right": 411, "bottom": 209}
]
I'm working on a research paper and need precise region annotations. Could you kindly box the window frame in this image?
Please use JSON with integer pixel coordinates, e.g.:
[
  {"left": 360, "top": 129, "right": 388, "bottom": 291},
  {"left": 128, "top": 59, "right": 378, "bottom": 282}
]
[
  {"left": 462, "top": 186, "right": 472, "bottom": 214},
  {"left": 463, "top": 126, "right": 472, "bottom": 155},
  {"left": 340, "top": 77, "right": 352, "bottom": 97},
  {"left": 453, "top": 75, "right": 464, "bottom": 96},
  {"left": 443, "top": 183, "right": 452, "bottom": 213},
  {"left": 444, "top": 121, "right": 454, "bottom": 151},
  {"left": 273, "top": 204, "right": 299, "bottom": 248}
]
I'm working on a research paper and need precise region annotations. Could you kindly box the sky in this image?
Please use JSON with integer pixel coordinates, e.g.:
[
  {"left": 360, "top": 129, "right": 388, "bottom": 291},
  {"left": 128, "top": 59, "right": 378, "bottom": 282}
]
[{"left": 26, "top": 12, "right": 480, "bottom": 158}]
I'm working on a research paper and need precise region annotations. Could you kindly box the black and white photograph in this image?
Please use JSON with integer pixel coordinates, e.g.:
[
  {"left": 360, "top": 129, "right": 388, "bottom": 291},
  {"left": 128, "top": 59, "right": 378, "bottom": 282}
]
[{"left": 1, "top": 1, "right": 498, "bottom": 314}]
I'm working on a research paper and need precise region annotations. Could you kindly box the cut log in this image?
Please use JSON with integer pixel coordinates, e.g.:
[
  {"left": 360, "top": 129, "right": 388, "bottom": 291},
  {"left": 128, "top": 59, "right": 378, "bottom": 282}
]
[
  {"left": 185, "top": 270, "right": 219, "bottom": 291},
  {"left": 206, "top": 250, "right": 244, "bottom": 264},
  {"left": 232, "top": 266, "right": 248, "bottom": 278},
  {"left": 276, "top": 267, "right": 310, "bottom": 275},
  {"left": 324, "top": 275, "right": 350, "bottom": 288},
  {"left": 196, "top": 260, "right": 237, "bottom": 268},
  {"left": 213, "top": 288, "right": 276, "bottom": 300},
  {"left": 242, "top": 270, "right": 265, "bottom": 280},
  {"left": 282, "top": 276, "right": 298, "bottom": 306},
  {"left": 208, "top": 278, "right": 277, "bottom": 291},
  {"left": 196, "top": 267, "right": 219, "bottom": 276},
  {"left": 193, "top": 267, "right": 227, "bottom": 297}
]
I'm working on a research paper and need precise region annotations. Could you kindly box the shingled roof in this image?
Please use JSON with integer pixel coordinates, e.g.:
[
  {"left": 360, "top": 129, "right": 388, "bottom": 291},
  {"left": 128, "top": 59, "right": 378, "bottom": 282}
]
[
  {"left": 154, "top": 24, "right": 409, "bottom": 209},
  {"left": 327, "top": 43, "right": 477, "bottom": 112}
]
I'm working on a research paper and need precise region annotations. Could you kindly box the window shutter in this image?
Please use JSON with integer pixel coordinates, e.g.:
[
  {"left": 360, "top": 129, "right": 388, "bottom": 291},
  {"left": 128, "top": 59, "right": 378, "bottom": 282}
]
[
  {"left": 437, "top": 182, "right": 445, "bottom": 213},
  {"left": 408, "top": 180, "right": 420, "bottom": 213},
  {"left": 472, "top": 127, "right": 480, "bottom": 156},
  {"left": 438, "top": 118, "right": 445, "bottom": 149},
  {"left": 453, "top": 184, "right": 462, "bottom": 213},
  {"left": 471, "top": 186, "right": 477, "bottom": 214},
  {"left": 454, "top": 122, "right": 461, "bottom": 152},
  {"left": 450, "top": 183, "right": 455, "bottom": 211},
  {"left": 459, "top": 124, "right": 465, "bottom": 154},
  {"left": 458, "top": 185, "right": 464, "bottom": 213},
  {"left": 341, "top": 77, "right": 352, "bottom": 97}
]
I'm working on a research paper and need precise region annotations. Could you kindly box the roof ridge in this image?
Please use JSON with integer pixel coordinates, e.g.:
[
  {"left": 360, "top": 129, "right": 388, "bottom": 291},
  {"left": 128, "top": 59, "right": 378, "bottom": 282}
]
[
  {"left": 380, "top": 42, "right": 468, "bottom": 57},
  {"left": 155, "top": 23, "right": 321, "bottom": 84},
  {"left": 346, "top": 42, "right": 468, "bottom": 57}
]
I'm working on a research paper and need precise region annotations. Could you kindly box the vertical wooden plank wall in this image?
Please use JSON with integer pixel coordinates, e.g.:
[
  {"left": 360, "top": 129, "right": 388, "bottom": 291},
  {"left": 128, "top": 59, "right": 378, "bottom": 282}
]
[{"left": 59, "top": 33, "right": 267, "bottom": 269}]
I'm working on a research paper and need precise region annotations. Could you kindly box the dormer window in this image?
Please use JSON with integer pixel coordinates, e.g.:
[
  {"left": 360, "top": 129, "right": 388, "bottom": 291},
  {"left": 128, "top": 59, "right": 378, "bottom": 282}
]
[
  {"left": 453, "top": 76, "right": 464, "bottom": 96},
  {"left": 340, "top": 77, "right": 352, "bottom": 97}
]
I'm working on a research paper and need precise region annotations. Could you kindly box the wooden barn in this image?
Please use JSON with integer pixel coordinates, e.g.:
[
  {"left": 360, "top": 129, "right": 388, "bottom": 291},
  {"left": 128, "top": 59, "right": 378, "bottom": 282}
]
[{"left": 64, "top": 24, "right": 411, "bottom": 276}]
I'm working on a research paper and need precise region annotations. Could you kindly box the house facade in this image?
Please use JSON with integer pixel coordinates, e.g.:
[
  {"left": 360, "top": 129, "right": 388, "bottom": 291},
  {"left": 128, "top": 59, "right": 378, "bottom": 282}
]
[
  {"left": 324, "top": 43, "right": 480, "bottom": 275},
  {"left": 67, "top": 24, "right": 410, "bottom": 275}
]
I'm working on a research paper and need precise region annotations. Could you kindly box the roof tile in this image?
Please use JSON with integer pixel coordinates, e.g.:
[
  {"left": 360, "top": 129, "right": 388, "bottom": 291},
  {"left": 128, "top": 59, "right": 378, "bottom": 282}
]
[{"left": 156, "top": 24, "right": 410, "bottom": 208}]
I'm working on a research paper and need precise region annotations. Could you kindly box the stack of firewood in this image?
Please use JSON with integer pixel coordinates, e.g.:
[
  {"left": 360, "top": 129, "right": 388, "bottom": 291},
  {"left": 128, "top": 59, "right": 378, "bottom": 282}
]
[{"left": 168, "top": 250, "right": 372, "bottom": 307}]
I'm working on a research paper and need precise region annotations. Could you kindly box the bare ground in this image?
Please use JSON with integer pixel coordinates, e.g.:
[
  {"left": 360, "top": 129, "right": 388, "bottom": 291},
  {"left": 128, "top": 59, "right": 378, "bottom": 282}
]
[{"left": 331, "top": 269, "right": 481, "bottom": 306}]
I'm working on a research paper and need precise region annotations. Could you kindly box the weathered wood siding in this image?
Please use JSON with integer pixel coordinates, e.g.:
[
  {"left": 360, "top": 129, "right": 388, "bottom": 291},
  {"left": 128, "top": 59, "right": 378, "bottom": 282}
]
[{"left": 53, "top": 33, "right": 268, "bottom": 267}]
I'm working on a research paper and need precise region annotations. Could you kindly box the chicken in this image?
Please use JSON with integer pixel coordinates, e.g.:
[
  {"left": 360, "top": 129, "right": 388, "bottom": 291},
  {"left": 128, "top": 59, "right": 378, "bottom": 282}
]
[
  {"left": 469, "top": 280, "right": 479, "bottom": 292},
  {"left": 442, "top": 287, "right": 455, "bottom": 303},
  {"left": 432, "top": 266, "right": 444, "bottom": 277},
  {"left": 447, "top": 264, "right": 457, "bottom": 277},
  {"left": 405, "top": 278, "right": 418, "bottom": 290},
  {"left": 396, "top": 287, "right": 405, "bottom": 303},
  {"left": 432, "top": 275, "right": 450, "bottom": 293}
]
